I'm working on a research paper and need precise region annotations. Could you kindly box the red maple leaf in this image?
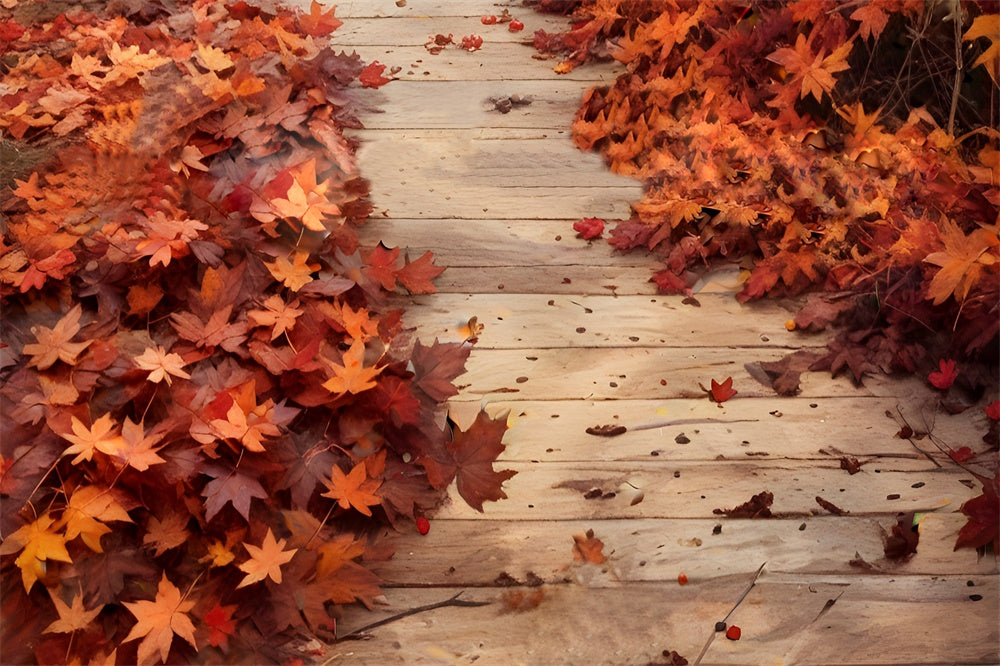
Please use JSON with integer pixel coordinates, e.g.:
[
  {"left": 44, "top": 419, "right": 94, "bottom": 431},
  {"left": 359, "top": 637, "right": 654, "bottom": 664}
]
[
  {"left": 299, "top": 0, "right": 343, "bottom": 37},
  {"left": 203, "top": 603, "right": 237, "bottom": 651},
  {"left": 947, "top": 446, "right": 974, "bottom": 463},
  {"left": 955, "top": 473, "right": 999, "bottom": 551},
  {"left": 359, "top": 61, "right": 391, "bottom": 88},
  {"left": 419, "top": 411, "right": 516, "bottom": 512},
  {"left": 928, "top": 358, "right": 958, "bottom": 389},
  {"left": 410, "top": 339, "right": 471, "bottom": 402},
  {"left": 573, "top": 217, "right": 605, "bottom": 239},
  {"left": 708, "top": 376, "right": 737, "bottom": 403},
  {"left": 396, "top": 251, "right": 445, "bottom": 294},
  {"left": 986, "top": 400, "right": 1000, "bottom": 421}
]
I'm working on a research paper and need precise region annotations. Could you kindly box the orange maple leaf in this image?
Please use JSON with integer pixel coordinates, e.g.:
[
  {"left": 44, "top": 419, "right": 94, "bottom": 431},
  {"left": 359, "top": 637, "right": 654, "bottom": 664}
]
[
  {"left": 322, "top": 459, "right": 382, "bottom": 516},
  {"left": 133, "top": 345, "right": 191, "bottom": 385},
  {"left": 247, "top": 294, "right": 303, "bottom": 341},
  {"left": 143, "top": 512, "right": 191, "bottom": 557},
  {"left": 964, "top": 13, "right": 1000, "bottom": 87},
  {"left": 709, "top": 376, "right": 738, "bottom": 403},
  {"left": 58, "top": 413, "right": 125, "bottom": 465},
  {"left": 924, "top": 220, "right": 999, "bottom": 305},
  {"left": 122, "top": 574, "right": 198, "bottom": 666},
  {"left": 43, "top": 590, "right": 102, "bottom": 634},
  {"left": 265, "top": 251, "right": 319, "bottom": 291},
  {"left": 22, "top": 304, "right": 92, "bottom": 370},
  {"left": 321, "top": 340, "right": 384, "bottom": 396},
  {"left": 237, "top": 528, "right": 298, "bottom": 588},
  {"left": 767, "top": 33, "right": 852, "bottom": 103},
  {"left": 0, "top": 513, "right": 73, "bottom": 592},
  {"left": 61, "top": 485, "right": 133, "bottom": 553},
  {"left": 850, "top": 2, "right": 890, "bottom": 42}
]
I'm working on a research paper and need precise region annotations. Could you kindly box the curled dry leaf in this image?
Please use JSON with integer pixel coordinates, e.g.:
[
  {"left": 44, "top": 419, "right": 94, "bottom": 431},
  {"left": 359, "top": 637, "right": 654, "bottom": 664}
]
[{"left": 585, "top": 424, "right": 627, "bottom": 437}]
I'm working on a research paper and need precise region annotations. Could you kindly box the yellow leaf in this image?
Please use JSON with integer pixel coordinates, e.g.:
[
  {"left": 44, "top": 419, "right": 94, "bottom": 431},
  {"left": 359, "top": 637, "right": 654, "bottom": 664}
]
[
  {"left": 61, "top": 485, "right": 133, "bottom": 553},
  {"left": 964, "top": 13, "right": 1000, "bottom": 87},
  {"left": 924, "top": 220, "right": 999, "bottom": 305},
  {"left": 0, "top": 513, "right": 72, "bottom": 592}
]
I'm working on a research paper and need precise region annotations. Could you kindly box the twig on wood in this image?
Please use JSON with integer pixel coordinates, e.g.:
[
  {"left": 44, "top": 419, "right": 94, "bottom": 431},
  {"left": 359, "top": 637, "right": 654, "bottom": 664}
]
[
  {"left": 336, "top": 592, "right": 491, "bottom": 642},
  {"left": 693, "top": 561, "right": 767, "bottom": 665}
]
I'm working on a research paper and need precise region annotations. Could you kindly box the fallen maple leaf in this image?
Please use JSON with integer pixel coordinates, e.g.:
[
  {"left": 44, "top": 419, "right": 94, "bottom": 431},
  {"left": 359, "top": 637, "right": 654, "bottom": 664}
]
[
  {"left": 299, "top": 0, "right": 343, "bottom": 37},
  {"left": 122, "top": 573, "right": 197, "bottom": 666},
  {"left": 955, "top": 473, "right": 999, "bottom": 551},
  {"left": 928, "top": 358, "right": 958, "bottom": 389},
  {"left": 767, "top": 33, "right": 852, "bottom": 102},
  {"left": 203, "top": 603, "right": 237, "bottom": 650},
  {"left": 43, "top": 590, "right": 102, "bottom": 634},
  {"left": 0, "top": 513, "right": 73, "bottom": 592},
  {"left": 359, "top": 61, "right": 391, "bottom": 88},
  {"left": 948, "top": 446, "right": 974, "bottom": 463},
  {"left": 420, "top": 411, "right": 516, "bottom": 512},
  {"left": 58, "top": 414, "right": 124, "bottom": 465},
  {"left": 573, "top": 217, "right": 605, "bottom": 239},
  {"left": 964, "top": 13, "right": 1000, "bottom": 86},
  {"left": 708, "top": 376, "right": 738, "bottom": 403},
  {"left": 572, "top": 528, "right": 606, "bottom": 564},
  {"left": 133, "top": 345, "right": 191, "bottom": 385},
  {"left": 62, "top": 485, "right": 133, "bottom": 553},
  {"left": 923, "top": 221, "right": 998, "bottom": 305},
  {"left": 322, "top": 459, "right": 382, "bottom": 516},
  {"left": 22, "top": 304, "right": 92, "bottom": 370},
  {"left": 321, "top": 340, "right": 384, "bottom": 396},
  {"left": 237, "top": 528, "right": 298, "bottom": 588}
]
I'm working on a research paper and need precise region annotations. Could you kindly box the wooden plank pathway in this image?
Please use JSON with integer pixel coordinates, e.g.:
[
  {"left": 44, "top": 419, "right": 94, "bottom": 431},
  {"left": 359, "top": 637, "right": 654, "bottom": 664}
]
[{"left": 314, "top": 1, "right": 998, "bottom": 663}]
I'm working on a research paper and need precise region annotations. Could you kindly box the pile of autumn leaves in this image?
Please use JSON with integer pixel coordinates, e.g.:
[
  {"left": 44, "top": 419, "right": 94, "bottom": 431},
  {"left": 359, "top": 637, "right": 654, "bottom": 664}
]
[
  {"left": 536, "top": 0, "right": 999, "bottom": 383},
  {"left": 535, "top": 0, "right": 998, "bottom": 550},
  {"left": 0, "top": 1, "right": 512, "bottom": 663}
]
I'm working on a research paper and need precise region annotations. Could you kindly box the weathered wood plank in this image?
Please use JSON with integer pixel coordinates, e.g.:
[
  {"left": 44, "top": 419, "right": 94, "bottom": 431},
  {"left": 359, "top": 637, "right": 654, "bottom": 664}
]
[
  {"left": 454, "top": 347, "right": 912, "bottom": 400},
  {"left": 356, "top": 79, "right": 603, "bottom": 129},
  {"left": 396, "top": 293, "right": 807, "bottom": 348},
  {"left": 429, "top": 264, "right": 664, "bottom": 294},
  {"left": 331, "top": 576, "right": 999, "bottom": 665},
  {"left": 357, "top": 218, "right": 648, "bottom": 267},
  {"left": 431, "top": 459, "right": 979, "bottom": 520},
  {"left": 364, "top": 179, "right": 635, "bottom": 219},
  {"left": 329, "top": 15, "right": 576, "bottom": 46},
  {"left": 347, "top": 43, "right": 621, "bottom": 82},
  {"left": 369, "top": 514, "right": 996, "bottom": 587},
  {"left": 335, "top": 0, "right": 556, "bottom": 19},
  {"left": 444, "top": 397, "right": 988, "bottom": 463},
  {"left": 356, "top": 131, "right": 635, "bottom": 188}
]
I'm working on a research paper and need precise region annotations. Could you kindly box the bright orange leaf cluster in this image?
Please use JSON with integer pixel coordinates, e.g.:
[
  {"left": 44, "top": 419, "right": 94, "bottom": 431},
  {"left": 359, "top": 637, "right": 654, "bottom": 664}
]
[
  {"left": 536, "top": 0, "right": 998, "bottom": 386},
  {"left": 0, "top": 2, "right": 513, "bottom": 663}
]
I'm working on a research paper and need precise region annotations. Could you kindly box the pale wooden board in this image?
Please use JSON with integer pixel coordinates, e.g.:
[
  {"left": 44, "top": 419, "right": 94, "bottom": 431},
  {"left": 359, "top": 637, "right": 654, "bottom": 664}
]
[
  {"left": 344, "top": 44, "right": 622, "bottom": 82},
  {"left": 394, "top": 293, "right": 808, "bottom": 348},
  {"left": 335, "top": 0, "right": 556, "bottom": 19},
  {"left": 368, "top": 514, "right": 996, "bottom": 586},
  {"left": 356, "top": 79, "right": 605, "bottom": 129},
  {"left": 364, "top": 179, "right": 635, "bottom": 219},
  {"left": 444, "top": 397, "right": 989, "bottom": 463},
  {"left": 330, "top": 576, "right": 999, "bottom": 665},
  {"left": 454, "top": 347, "right": 915, "bottom": 400},
  {"left": 356, "top": 131, "right": 636, "bottom": 188},
  {"left": 329, "top": 15, "right": 578, "bottom": 46},
  {"left": 356, "top": 218, "right": 652, "bottom": 267},
  {"left": 431, "top": 459, "right": 979, "bottom": 520},
  {"left": 429, "top": 264, "right": 665, "bottom": 294}
]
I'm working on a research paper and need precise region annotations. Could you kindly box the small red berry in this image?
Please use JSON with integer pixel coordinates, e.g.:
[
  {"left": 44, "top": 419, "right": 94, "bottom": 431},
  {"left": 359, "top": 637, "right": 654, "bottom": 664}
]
[
  {"left": 508, "top": 19, "right": 524, "bottom": 32},
  {"left": 416, "top": 516, "right": 430, "bottom": 535},
  {"left": 677, "top": 573, "right": 688, "bottom": 585},
  {"left": 726, "top": 625, "right": 741, "bottom": 640},
  {"left": 481, "top": 15, "right": 497, "bottom": 25}
]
